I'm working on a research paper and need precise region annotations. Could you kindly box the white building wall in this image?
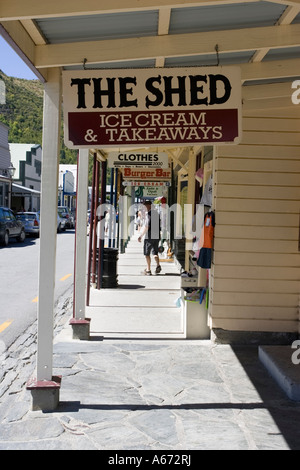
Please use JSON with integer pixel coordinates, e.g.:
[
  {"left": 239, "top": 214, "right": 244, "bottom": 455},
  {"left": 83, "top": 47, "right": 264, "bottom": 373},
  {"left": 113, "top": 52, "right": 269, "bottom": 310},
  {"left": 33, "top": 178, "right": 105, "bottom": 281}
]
[
  {"left": 9, "top": 143, "right": 42, "bottom": 211},
  {"left": 0, "top": 122, "right": 10, "bottom": 170},
  {"left": 9, "top": 143, "right": 42, "bottom": 190}
]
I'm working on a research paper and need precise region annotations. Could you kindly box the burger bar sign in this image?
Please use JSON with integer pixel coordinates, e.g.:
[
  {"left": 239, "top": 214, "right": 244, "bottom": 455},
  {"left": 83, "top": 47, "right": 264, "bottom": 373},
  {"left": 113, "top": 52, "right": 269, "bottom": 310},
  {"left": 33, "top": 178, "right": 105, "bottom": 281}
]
[{"left": 62, "top": 67, "right": 242, "bottom": 149}]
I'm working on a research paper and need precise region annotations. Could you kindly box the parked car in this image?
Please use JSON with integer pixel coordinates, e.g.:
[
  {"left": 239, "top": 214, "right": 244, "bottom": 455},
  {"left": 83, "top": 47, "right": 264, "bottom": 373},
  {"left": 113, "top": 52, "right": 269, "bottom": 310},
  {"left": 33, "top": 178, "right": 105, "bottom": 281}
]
[
  {"left": 16, "top": 211, "right": 40, "bottom": 236},
  {"left": 57, "top": 213, "right": 66, "bottom": 233},
  {"left": 57, "top": 206, "right": 74, "bottom": 229},
  {"left": 0, "top": 207, "right": 26, "bottom": 246},
  {"left": 16, "top": 211, "right": 66, "bottom": 235}
]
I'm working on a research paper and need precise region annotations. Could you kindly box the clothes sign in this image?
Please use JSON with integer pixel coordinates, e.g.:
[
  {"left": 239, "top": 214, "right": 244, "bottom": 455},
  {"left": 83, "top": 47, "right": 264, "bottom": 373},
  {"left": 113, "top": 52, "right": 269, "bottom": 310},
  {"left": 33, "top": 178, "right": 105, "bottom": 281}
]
[{"left": 107, "top": 152, "right": 169, "bottom": 168}]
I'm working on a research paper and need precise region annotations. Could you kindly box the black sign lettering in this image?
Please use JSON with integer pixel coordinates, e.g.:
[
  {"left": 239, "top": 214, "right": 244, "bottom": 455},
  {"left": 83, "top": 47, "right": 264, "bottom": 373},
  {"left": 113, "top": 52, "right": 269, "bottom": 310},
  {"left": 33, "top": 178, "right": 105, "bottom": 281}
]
[
  {"left": 163, "top": 76, "right": 187, "bottom": 107},
  {"left": 71, "top": 78, "right": 91, "bottom": 109},
  {"left": 92, "top": 78, "right": 116, "bottom": 108},
  {"left": 145, "top": 76, "right": 164, "bottom": 108},
  {"left": 189, "top": 75, "right": 208, "bottom": 106},
  {"left": 209, "top": 74, "right": 232, "bottom": 105},
  {"left": 119, "top": 77, "right": 138, "bottom": 108}
]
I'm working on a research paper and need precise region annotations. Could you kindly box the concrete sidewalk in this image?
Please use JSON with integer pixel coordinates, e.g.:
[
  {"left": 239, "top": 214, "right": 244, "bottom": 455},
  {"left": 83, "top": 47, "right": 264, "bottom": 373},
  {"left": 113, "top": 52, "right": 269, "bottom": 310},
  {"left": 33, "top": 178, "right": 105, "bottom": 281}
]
[
  {"left": 87, "top": 234, "right": 184, "bottom": 338},
  {"left": 1, "top": 235, "right": 300, "bottom": 450}
]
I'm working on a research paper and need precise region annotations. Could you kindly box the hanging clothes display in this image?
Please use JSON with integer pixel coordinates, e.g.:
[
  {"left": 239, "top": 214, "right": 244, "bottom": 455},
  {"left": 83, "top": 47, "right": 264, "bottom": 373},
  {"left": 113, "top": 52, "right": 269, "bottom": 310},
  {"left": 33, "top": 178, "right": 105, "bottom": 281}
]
[
  {"left": 197, "top": 211, "right": 215, "bottom": 269},
  {"left": 200, "top": 174, "right": 212, "bottom": 207}
]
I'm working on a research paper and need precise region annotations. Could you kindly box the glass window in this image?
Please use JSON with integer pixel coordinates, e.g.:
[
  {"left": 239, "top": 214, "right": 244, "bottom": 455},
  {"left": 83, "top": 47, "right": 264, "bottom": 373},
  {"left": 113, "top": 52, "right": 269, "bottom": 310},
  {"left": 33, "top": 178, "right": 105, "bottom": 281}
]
[
  {"left": 4, "top": 183, "right": 9, "bottom": 207},
  {"left": 9, "top": 210, "right": 16, "bottom": 221},
  {"left": 3, "top": 209, "right": 10, "bottom": 220},
  {"left": 16, "top": 214, "right": 27, "bottom": 220},
  {"left": 4, "top": 209, "right": 14, "bottom": 220},
  {"left": 17, "top": 214, "right": 36, "bottom": 221},
  {"left": 0, "top": 183, "right": 3, "bottom": 206}
]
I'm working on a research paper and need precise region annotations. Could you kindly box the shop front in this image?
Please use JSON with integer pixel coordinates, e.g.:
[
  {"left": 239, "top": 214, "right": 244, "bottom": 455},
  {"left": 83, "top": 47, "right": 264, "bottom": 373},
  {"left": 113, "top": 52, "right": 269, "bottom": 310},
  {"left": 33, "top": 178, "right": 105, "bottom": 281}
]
[
  {"left": 0, "top": 121, "right": 14, "bottom": 208},
  {"left": 1, "top": 1, "right": 299, "bottom": 409},
  {"left": 0, "top": 176, "right": 11, "bottom": 207}
]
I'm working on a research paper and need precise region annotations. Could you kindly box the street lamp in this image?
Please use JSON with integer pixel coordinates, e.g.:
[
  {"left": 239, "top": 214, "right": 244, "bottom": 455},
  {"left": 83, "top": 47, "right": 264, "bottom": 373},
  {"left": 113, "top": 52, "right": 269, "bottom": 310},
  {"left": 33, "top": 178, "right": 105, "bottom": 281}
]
[{"left": 7, "top": 162, "right": 16, "bottom": 178}]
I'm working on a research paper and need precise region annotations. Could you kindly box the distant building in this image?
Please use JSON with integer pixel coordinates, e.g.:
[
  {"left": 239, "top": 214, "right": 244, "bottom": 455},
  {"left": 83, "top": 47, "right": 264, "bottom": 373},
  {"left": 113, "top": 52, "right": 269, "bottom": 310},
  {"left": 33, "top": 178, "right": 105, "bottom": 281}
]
[
  {"left": 0, "top": 122, "right": 14, "bottom": 208},
  {"left": 58, "top": 164, "right": 77, "bottom": 211},
  {"left": 9, "top": 143, "right": 42, "bottom": 212}
]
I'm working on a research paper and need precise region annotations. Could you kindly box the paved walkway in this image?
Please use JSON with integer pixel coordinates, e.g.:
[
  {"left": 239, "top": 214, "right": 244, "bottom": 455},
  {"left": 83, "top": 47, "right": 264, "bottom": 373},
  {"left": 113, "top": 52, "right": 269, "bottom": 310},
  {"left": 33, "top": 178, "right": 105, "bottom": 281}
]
[
  {"left": 1, "top": 235, "right": 300, "bottom": 450},
  {"left": 87, "top": 234, "right": 184, "bottom": 338}
]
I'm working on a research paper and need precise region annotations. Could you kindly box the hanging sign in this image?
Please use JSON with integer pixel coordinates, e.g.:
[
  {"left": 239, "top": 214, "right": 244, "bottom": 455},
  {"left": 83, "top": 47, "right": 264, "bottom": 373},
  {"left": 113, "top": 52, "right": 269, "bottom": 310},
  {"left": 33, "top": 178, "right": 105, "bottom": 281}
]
[
  {"left": 137, "top": 186, "right": 164, "bottom": 198},
  {"left": 123, "top": 181, "right": 171, "bottom": 187},
  {"left": 62, "top": 66, "right": 241, "bottom": 149},
  {"left": 107, "top": 151, "right": 168, "bottom": 168},
  {"left": 121, "top": 167, "right": 171, "bottom": 181}
]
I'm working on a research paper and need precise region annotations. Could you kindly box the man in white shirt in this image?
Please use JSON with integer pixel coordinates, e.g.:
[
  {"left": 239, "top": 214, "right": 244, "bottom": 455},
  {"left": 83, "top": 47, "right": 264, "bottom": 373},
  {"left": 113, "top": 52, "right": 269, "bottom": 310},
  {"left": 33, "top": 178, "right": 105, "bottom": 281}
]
[{"left": 138, "top": 200, "right": 162, "bottom": 275}]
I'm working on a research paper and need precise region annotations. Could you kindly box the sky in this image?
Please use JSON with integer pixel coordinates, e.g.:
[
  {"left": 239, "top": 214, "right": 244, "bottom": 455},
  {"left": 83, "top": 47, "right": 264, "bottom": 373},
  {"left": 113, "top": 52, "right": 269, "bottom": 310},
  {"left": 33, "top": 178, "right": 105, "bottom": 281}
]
[{"left": 0, "top": 35, "right": 39, "bottom": 80}]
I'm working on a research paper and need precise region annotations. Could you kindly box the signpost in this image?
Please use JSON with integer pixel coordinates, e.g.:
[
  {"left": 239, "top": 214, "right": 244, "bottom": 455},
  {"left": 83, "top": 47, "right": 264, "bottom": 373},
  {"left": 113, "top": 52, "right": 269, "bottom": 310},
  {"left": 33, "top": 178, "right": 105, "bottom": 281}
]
[{"left": 62, "top": 66, "right": 242, "bottom": 149}]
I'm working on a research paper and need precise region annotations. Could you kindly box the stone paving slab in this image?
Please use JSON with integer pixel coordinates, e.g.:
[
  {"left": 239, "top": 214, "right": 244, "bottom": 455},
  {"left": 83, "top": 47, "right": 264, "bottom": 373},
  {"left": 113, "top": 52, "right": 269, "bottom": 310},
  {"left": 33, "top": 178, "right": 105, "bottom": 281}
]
[{"left": 2, "top": 341, "right": 300, "bottom": 450}]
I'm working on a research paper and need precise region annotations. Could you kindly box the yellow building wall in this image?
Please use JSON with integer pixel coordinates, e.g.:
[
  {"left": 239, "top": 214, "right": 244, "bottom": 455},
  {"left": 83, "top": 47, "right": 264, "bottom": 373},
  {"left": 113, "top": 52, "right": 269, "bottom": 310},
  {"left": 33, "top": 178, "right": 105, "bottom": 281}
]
[{"left": 211, "top": 106, "right": 300, "bottom": 335}]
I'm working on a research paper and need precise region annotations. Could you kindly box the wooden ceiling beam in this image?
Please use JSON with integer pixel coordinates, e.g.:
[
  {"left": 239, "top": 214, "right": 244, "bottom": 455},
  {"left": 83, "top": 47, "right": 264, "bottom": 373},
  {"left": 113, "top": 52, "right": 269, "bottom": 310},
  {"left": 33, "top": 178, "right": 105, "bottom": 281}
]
[
  {"left": 250, "top": 5, "right": 300, "bottom": 63},
  {"left": 0, "top": 20, "right": 47, "bottom": 81},
  {"left": 33, "top": 23, "right": 300, "bottom": 68},
  {"left": 0, "top": 0, "right": 261, "bottom": 21}
]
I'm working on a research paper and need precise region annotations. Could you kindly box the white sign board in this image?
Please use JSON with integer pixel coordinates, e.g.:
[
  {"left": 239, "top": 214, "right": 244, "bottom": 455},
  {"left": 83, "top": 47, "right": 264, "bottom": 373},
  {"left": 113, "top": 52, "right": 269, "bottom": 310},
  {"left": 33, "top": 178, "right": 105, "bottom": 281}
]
[
  {"left": 122, "top": 181, "right": 171, "bottom": 187},
  {"left": 107, "top": 152, "right": 168, "bottom": 168},
  {"left": 142, "top": 187, "right": 164, "bottom": 198},
  {"left": 62, "top": 66, "right": 242, "bottom": 149}
]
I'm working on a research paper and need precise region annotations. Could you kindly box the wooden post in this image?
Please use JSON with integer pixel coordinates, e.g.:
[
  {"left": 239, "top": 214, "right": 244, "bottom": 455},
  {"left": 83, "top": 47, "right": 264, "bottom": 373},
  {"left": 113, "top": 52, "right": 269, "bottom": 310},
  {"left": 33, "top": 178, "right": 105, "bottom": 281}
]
[
  {"left": 86, "top": 153, "right": 96, "bottom": 305},
  {"left": 70, "top": 149, "right": 90, "bottom": 340},
  {"left": 27, "top": 68, "right": 61, "bottom": 411}
]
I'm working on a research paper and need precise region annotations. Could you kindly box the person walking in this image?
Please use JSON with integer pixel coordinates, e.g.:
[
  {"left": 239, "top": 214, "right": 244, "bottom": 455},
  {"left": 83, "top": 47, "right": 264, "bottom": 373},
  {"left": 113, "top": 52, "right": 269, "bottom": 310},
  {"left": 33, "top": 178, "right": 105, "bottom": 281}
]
[{"left": 138, "top": 200, "right": 162, "bottom": 275}]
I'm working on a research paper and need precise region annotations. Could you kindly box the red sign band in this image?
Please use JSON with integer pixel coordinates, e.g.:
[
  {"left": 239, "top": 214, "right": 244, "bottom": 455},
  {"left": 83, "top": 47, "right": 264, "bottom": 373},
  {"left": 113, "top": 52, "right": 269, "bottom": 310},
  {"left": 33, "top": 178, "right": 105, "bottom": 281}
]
[{"left": 68, "top": 109, "right": 239, "bottom": 147}]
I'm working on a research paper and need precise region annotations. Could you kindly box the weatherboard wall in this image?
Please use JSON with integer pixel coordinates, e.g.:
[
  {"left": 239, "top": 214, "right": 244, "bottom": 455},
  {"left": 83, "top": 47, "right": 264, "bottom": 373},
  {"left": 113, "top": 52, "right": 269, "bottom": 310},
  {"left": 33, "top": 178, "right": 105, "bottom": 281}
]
[
  {"left": 0, "top": 122, "right": 10, "bottom": 169},
  {"left": 210, "top": 105, "right": 300, "bottom": 336}
]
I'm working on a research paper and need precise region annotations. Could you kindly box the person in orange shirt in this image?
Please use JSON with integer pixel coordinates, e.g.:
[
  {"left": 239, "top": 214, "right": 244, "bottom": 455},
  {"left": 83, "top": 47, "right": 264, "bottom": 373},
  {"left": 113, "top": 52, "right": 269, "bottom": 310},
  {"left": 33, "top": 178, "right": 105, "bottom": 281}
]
[{"left": 197, "top": 211, "right": 215, "bottom": 269}]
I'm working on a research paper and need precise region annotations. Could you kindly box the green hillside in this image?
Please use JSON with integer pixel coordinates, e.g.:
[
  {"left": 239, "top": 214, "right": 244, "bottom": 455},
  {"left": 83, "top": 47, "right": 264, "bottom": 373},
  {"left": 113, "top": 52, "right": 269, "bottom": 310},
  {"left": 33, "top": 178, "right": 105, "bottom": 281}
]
[
  {"left": 0, "top": 70, "right": 43, "bottom": 144},
  {"left": 0, "top": 70, "right": 77, "bottom": 164}
]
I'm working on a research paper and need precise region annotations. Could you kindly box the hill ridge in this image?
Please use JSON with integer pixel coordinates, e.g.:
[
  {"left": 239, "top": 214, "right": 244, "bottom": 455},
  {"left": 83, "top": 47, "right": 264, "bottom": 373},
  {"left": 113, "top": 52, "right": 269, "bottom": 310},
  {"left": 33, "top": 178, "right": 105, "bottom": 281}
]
[{"left": 0, "top": 70, "right": 77, "bottom": 164}]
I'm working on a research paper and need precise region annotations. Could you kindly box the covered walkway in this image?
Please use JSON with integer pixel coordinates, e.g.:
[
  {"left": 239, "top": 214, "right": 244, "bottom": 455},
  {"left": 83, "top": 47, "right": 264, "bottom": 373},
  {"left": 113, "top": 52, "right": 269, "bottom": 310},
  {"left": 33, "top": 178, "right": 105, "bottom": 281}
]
[
  {"left": 87, "top": 232, "right": 184, "bottom": 339},
  {"left": 1, "top": 1, "right": 299, "bottom": 413}
]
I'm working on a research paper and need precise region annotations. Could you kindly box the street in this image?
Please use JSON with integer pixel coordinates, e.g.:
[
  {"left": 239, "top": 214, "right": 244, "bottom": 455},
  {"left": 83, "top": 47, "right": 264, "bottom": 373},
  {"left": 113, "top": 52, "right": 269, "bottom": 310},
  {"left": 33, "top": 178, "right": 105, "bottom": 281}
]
[{"left": 0, "top": 230, "right": 75, "bottom": 352}]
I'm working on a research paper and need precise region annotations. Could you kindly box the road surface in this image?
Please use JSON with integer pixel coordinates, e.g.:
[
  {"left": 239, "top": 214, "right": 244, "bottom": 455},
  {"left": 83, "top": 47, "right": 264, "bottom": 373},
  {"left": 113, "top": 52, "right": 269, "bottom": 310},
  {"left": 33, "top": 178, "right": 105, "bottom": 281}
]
[{"left": 0, "top": 230, "right": 75, "bottom": 351}]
